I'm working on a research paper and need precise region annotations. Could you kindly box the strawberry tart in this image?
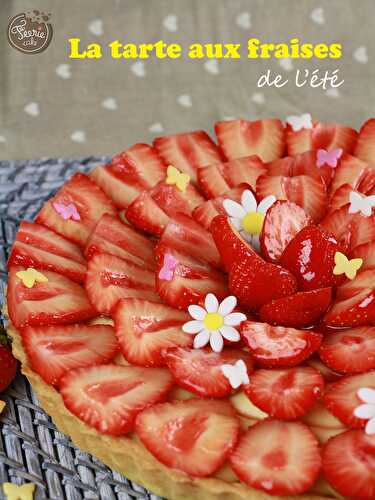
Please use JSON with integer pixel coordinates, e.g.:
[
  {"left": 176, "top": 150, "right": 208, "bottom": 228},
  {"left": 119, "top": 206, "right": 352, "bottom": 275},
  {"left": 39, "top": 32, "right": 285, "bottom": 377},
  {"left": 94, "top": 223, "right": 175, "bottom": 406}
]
[{"left": 5, "top": 114, "right": 375, "bottom": 500}]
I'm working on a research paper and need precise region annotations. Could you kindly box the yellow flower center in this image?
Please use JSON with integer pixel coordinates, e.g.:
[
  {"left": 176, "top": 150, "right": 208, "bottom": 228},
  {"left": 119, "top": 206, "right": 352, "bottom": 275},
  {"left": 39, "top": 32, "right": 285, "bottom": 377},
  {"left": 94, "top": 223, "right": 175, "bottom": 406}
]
[
  {"left": 242, "top": 211, "right": 265, "bottom": 235},
  {"left": 203, "top": 312, "right": 224, "bottom": 331}
]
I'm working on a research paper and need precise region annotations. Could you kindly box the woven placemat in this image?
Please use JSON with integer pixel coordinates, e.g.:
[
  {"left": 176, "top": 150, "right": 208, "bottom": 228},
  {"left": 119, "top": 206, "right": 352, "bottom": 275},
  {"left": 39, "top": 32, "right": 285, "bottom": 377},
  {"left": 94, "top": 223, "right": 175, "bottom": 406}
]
[{"left": 0, "top": 158, "right": 163, "bottom": 500}]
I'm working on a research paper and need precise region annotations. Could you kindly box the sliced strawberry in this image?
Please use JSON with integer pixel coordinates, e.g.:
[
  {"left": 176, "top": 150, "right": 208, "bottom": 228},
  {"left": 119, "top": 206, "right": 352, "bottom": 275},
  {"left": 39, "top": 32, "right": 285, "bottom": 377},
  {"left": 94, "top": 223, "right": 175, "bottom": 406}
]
[
  {"left": 91, "top": 144, "right": 167, "bottom": 209},
  {"left": 215, "top": 119, "right": 285, "bottom": 162},
  {"left": 229, "top": 256, "right": 297, "bottom": 311},
  {"left": 155, "top": 243, "right": 228, "bottom": 310},
  {"left": 126, "top": 181, "right": 204, "bottom": 237},
  {"left": 320, "top": 204, "right": 375, "bottom": 252},
  {"left": 329, "top": 173, "right": 375, "bottom": 214},
  {"left": 85, "top": 253, "right": 160, "bottom": 315},
  {"left": 160, "top": 213, "right": 221, "bottom": 268},
  {"left": 230, "top": 419, "right": 321, "bottom": 495},
  {"left": 335, "top": 269, "right": 375, "bottom": 301},
  {"left": 245, "top": 366, "right": 324, "bottom": 419},
  {"left": 21, "top": 323, "right": 118, "bottom": 386},
  {"left": 258, "top": 288, "right": 332, "bottom": 328},
  {"left": 329, "top": 183, "right": 356, "bottom": 213},
  {"left": 322, "top": 429, "right": 375, "bottom": 500},
  {"left": 8, "top": 221, "right": 86, "bottom": 283},
  {"left": 197, "top": 156, "right": 266, "bottom": 198},
  {"left": 307, "top": 356, "right": 342, "bottom": 383},
  {"left": 351, "top": 240, "right": 375, "bottom": 271},
  {"left": 323, "top": 291, "right": 375, "bottom": 327},
  {"left": 114, "top": 298, "right": 192, "bottom": 367},
  {"left": 260, "top": 200, "right": 313, "bottom": 262},
  {"left": 329, "top": 154, "right": 370, "bottom": 196},
  {"left": 256, "top": 173, "right": 327, "bottom": 222},
  {"left": 354, "top": 118, "right": 375, "bottom": 164},
  {"left": 36, "top": 173, "right": 117, "bottom": 247},
  {"left": 7, "top": 267, "right": 96, "bottom": 329},
  {"left": 136, "top": 398, "right": 239, "bottom": 476},
  {"left": 153, "top": 130, "right": 223, "bottom": 183},
  {"left": 240, "top": 321, "right": 322, "bottom": 367},
  {"left": 193, "top": 184, "right": 251, "bottom": 230},
  {"left": 60, "top": 364, "right": 173, "bottom": 435},
  {"left": 324, "top": 371, "right": 375, "bottom": 428},
  {"left": 210, "top": 215, "right": 258, "bottom": 272},
  {"left": 319, "top": 326, "right": 375, "bottom": 375},
  {"left": 286, "top": 121, "right": 357, "bottom": 156},
  {"left": 163, "top": 347, "right": 253, "bottom": 398},
  {"left": 279, "top": 225, "right": 344, "bottom": 290},
  {"left": 84, "top": 214, "right": 155, "bottom": 270}
]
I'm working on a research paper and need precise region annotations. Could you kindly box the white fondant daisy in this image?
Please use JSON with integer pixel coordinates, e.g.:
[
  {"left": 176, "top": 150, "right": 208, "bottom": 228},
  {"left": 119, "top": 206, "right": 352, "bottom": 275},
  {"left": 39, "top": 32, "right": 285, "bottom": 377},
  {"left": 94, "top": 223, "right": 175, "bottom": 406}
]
[
  {"left": 348, "top": 191, "right": 375, "bottom": 217},
  {"left": 221, "top": 360, "right": 250, "bottom": 389},
  {"left": 223, "top": 190, "right": 276, "bottom": 251},
  {"left": 353, "top": 387, "right": 375, "bottom": 435},
  {"left": 182, "top": 294, "right": 246, "bottom": 353}
]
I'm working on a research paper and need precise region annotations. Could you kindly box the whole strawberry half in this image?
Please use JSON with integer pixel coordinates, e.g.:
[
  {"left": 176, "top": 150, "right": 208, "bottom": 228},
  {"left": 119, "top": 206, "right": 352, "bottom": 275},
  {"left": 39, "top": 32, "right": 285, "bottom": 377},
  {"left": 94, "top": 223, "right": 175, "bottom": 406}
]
[
  {"left": 280, "top": 225, "right": 345, "bottom": 291},
  {"left": 0, "top": 340, "right": 17, "bottom": 392}
]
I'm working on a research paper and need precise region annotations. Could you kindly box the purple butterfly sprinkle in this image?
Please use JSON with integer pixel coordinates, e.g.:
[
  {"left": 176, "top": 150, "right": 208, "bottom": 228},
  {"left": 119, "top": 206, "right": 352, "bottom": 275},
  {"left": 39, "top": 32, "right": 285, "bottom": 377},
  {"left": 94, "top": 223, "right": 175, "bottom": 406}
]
[
  {"left": 159, "top": 253, "right": 179, "bottom": 281},
  {"left": 53, "top": 201, "right": 81, "bottom": 221},
  {"left": 316, "top": 148, "right": 343, "bottom": 169}
]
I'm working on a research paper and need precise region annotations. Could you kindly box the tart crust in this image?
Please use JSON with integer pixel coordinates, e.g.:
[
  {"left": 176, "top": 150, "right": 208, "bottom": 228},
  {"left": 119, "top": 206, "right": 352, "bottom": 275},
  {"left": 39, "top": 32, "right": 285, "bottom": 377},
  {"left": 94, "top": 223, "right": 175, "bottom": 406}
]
[{"left": 6, "top": 320, "right": 335, "bottom": 500}]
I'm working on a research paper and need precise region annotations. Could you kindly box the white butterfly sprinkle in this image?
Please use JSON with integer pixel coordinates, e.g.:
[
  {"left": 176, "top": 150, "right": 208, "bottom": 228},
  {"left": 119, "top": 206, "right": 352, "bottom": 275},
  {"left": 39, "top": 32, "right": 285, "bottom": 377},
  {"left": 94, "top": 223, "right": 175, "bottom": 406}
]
[
  {"left": 348, "top": 191, "right": 375, "bottom": 217},
  {"left": 221, "top": 360, "right": 250, "bottom": 389},
  {"left": 286, "top": 113, "right": 313, "bottom": 132}
]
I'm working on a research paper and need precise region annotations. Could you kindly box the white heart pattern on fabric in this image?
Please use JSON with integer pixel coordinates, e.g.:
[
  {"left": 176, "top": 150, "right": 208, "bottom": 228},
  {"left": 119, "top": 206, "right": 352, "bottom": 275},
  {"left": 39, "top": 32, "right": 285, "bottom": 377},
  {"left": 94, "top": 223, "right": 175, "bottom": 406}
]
[
  {"left": 326, "top": 88, "right": 341, "bottom": 98},
  {"left": 88, "top": 19, "right": 104, "bottom": 36},
  {"left": 149, "top": 122, "right": 164, "bottom": 134},
  {"left": 348, "top": 191, "right": 375, "bottom": 217},
  {"left": 353, "top": 46, "right": 368, "bottom": 64},
  {"left": 56, "top": 64, "right": 71, "bottom": 79},
  {"left": 204, "top": 59, "right": 219, "bottom": 75},
  {"left": 101, "top": 98, "right": 118, "bottom": 110},
  {"left": 177, "top": 94, "right": 192, "bottom": 107},
  {"left": 251, "top": 92, "right": 265, "bottom": 105},
  {"left": 163, "top": 14, "right": 178, "bottom": 32},
  {"left": 131, "top": 61, "right": 146, "bottom": 77},
  {"left": 70, "top": 130, "right": 86, "bottom": 143},
  {"left": 286, "top": 113, "right": 313, "bottom": 132},
  {"left": 236, "top": 12, "right": 251, "bottom": 29},
  {"left": 24, "top": 102, "right": 40, "bottom": 117},
  {"left": 278, "top": 57, "right": 294, "bottom": 72},
  {"left": 310, "top": 7, "right": 325, "bottom": 25}
]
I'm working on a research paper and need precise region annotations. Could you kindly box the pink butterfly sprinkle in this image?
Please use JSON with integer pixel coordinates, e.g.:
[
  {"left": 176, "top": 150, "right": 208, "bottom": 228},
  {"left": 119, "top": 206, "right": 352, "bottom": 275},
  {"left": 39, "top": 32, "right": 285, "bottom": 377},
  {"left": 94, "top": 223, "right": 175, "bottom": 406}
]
[
  {"left": 52, "top": 202, "right": 81, "bottom": 221},
  {"left": 316, "top": 148, "right": 343, "bottom": 169},
  {"left": 158, "top": 254, "right": 179, "bottom": 281}
]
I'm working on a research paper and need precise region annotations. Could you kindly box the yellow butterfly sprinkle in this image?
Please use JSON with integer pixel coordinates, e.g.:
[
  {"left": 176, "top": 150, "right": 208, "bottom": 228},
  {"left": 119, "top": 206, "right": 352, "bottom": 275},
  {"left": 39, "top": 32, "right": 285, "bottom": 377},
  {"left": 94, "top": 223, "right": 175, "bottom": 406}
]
[
  {"left": 0, "top": 400, "right": 5, "bottom": 413},
  {"left": 333, "top": 252, "right": 363, "bottom": 280},
  {"left": 15, "top": 268, "right": 48, "bottom": 289},
  {"left": 2, "top": 482, "right": 35, "bottom": 500},
  {"left": 166, "top": 165, "right": 190, "bottom": 192}
]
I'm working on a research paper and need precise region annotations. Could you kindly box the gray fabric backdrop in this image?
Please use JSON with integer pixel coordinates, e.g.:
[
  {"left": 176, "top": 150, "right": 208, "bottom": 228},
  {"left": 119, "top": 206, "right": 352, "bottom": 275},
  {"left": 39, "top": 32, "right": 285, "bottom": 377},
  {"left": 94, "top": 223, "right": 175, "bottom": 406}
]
[{"left": 0, "top": 0, "right": 374, "bottom": 160}]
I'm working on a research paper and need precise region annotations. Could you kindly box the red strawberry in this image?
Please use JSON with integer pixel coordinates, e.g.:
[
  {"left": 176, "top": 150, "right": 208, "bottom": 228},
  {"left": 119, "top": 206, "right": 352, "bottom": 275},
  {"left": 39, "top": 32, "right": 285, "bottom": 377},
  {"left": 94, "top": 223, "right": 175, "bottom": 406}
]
[
  {"left": 85, "top": 253, "right": 160, "bottom": 315},
  {"left": 322, "top": 429, "right": 375, "bottom": 500},
  {"left": 330, "top": 178, "right": 375, "bottom": 214},
  {"left": 256, "top": 173, "right": 327, "bottom": 222},
  {"left": 160, "top": 213, "right": 221, "bottom": 268},
  {"left": 260, "top": 200, "right": 313, "bottom": 262},
  {"left": 84, "top": 214, "right": 155, "bottom": 270},
  {"left": 135, "top": 398, "right": 239, "bottom": 476},
  {"left": 193, "top": 184, "right": 251, "bottom": 230},
  {"left": 335, "top": 269, "right": 375, "bottom": 301},
  {"left": 36, "top": 173, "right": 117, "bottom": 247},
  {"left": 21, "top": 323, "right": 118, "bottom": 386},
  {"left": 7, "top": 267, "right": 96, "bottom": 329},
  {"left": 163, "top": 347, "right": 253, "bottom": 398},
  {"left": 351, "top": 240, "right": 375, "bottom": 271},
  {"left": 60, "top": 364, "right": 173, "bottom": 435},
  {"left": 126, "top": 181, "right": 204, "bottom": 237},
  {"left": 91, "top": 143, "right": 167, "bottom": 209},
  {"left": 354, "top": 118, "right": 375, "bottom": 164},
  {"left": 240, "top": 321, "right": 323, "bottom": 367},
  {"left": 230, "top": 419, "right": 321, "bottom": 495},
  {"left": 155, "top": 243, "right": 228, "bottom": 310},
  {"left": 215, "top": 119, "right": 285, "bottom": 162},
  {"left": 324, "top": 371, "right": 375, "bottom": 428},
  {"left": 320, "top": 204, "right": 375, "bottom": 252},
  {"left": 114, "top": 298, "right": 192, "bottom": 367},
  {"left": 307, "top": 356, "right": 342, "bottom": 383},
  {"left": 279, "top": 225, "right": 344, "bottom": 290},
  {"left": 286, "top": 120, "right": 357, "bottom": 156},
  {"left": 153, "top": 130, "right": 223, "bottom": 183},
  {"left": 319, "top": 326, "right": 375, "bottom": 375},
  {"left": 210, "top": 215, "right": 258, "bottom": 272},
  {"left": 245, "top": 366, "right": 324, "bottom": 419},
  {"left": 197, "top": 156, "right": 266, "bottom": 198},
  {"left": 229, "top": 256, "right": 297, "bottom": 311},
  {"left": 258, "top": 288, "right": 332, "bottom": 328},
  {"left": 0, "top": 344, "right": 17, "bottom": 392},
  {"left": 329, "top": 153, "right": 370, "bottom": 196},
  {"left": 8, "top": 221, "right": 86, "bottom": 283}
]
